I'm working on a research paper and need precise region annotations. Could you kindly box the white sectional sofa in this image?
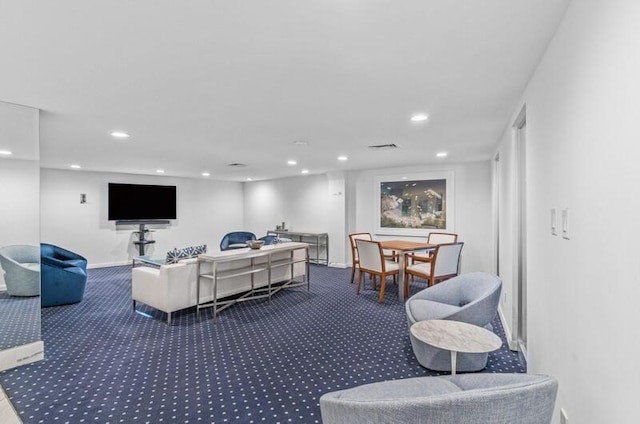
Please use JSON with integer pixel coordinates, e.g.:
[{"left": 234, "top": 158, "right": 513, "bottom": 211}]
[{"left": 132, "top": 244, "right": 307, "bottom": 324}]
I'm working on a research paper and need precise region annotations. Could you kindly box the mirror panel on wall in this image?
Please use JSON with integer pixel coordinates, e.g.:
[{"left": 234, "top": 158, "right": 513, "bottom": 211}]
[{"left": 0, "top": 100, "right": 43, "bottom": 371}]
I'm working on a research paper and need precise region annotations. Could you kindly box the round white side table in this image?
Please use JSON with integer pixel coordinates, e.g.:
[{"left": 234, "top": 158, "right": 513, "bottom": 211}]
[{"left": 410, "top": 320, "right": 502, "bottom": 375}]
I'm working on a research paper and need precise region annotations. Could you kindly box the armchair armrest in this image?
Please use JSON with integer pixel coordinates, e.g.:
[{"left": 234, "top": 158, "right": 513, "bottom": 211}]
[
  {"left": 405, "top": 252, "right": 432, "bottom": 267},
  {"left": 383, "top": 250, "right": 399, "bottom": 261},
  {"left": 41, "top": 255, "right": 75, "bottom": 269}
]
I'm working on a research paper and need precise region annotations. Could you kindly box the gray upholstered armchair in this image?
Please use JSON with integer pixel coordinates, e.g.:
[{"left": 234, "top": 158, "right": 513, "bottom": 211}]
[
  {"left": 405, "top": 272, "right": 502, "bottom": 372},
  {"left": 0, "top": 245, "right": 40, "bottom": 297},
  {"left": 320, "top": 373, "right": 558, "bottom": 424}
]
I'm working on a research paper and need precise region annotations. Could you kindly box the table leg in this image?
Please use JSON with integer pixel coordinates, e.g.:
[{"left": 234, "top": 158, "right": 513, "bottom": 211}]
[
  {"left": 398, "top": 251, "right": 406, "bottom": 300},
  {"left": 450, "top": 350, "right": 457, "bottom": 375}
]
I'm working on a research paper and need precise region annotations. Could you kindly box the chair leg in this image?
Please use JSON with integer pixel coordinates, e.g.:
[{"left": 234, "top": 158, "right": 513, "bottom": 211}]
[
  {"left": 372, "top": 275, "right": 377, "bottom": 291},
  {"left": 349, "top": 265, "right": 356, "bottom": 284},
  {"left": 378, "top": 274, "right": 386, "bottom": 303},
  {"left": 356, "top": 269, "right": 363, "bottom": 294}
]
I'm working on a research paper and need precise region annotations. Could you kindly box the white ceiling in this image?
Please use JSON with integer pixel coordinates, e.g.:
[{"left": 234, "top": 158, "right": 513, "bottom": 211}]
[{"left": 0, "top": 0, "right": 570, "bottom": 181}]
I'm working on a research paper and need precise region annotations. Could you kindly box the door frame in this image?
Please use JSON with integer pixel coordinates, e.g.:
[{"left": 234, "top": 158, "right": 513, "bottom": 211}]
[{"left": 512, "top": 105, "right": 528, "bottom": 362}]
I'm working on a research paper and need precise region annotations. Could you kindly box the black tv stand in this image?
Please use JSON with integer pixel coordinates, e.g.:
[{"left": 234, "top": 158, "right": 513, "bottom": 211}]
[{"left": 133, "top": 224, "right": 156, "bottom": 256}]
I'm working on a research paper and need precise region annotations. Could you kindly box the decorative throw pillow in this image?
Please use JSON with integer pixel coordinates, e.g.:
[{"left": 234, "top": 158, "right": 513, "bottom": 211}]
[{"left": 166, "top": 244, "right": 207, "bottom": 264}]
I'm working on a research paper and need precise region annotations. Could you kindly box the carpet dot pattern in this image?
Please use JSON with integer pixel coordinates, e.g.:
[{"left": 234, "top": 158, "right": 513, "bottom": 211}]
[
  {"left": 0, "top": 265, "right": 525, "bottom": 423},
  {"left": 0, "top": 292, "right": 40, "bottom": 350}
]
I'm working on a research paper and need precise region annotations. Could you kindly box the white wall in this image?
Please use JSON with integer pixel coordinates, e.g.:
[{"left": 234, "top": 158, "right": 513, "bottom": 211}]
[
  {"left": 40, "top": 169, "right": 244, "bottom": 266},
  {"left": 496, "top": 0, "right": 640, "bottom": 422},
  {"left": 243, "top": 173, "right": 346, "bottom": 266},
  {"left": 346, "top": 161, "right": 493, "bottom": 274}
]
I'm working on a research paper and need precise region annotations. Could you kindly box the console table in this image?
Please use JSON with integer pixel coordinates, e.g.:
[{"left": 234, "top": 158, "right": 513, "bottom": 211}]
[
  {"left": 266, "top": 230, "right": 329, "bottom": 265},
  {"left": 196, "top": 242, "right": 309, "bottom": 321}
]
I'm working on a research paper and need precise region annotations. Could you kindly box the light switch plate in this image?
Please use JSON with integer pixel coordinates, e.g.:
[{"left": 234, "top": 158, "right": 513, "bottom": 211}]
[
  {"left": 550, "top": 208, "right": 557, "bottom": 235},
  {"left": 561, "top": 208, "right": 570, "bottom": 240}
]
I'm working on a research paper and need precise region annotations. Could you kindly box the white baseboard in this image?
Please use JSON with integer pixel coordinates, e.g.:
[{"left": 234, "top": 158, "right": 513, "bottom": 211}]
[
  {"left": 0, "top": 284, "right": 6, "bottom": 292},
  {"left": 497, "top": 306, "right": 517, "bottom": 351},
  {"left": 0, "top": 341, "right": 44, "bottom": 373},
  {"left": 328, "top": 263, "right": 348, "bottom": 269}
]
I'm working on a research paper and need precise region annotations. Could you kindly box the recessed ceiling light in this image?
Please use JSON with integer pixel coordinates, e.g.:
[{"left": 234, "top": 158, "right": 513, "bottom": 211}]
[
  {"left": 156, "top": 169, "right": 165, "bottom": 174},
  {"left": 202, "top": 172, "right": 210, "bottom": 177},
  {"left": 410, "top": 113, "right": 429, "bottom": 122},
  {"left": 293, "top": 140, "right": 308, "bottom": 146},
  {"left": 70, "top": 164, "right": 81, "bottom": 169},
  {"left": 401, "top": 176, "right": 408, "bottom": 180},
  {"left": 110, "top": 131, "right": 130, "bottom": 139},
  {"left": 246, "top": 177, "right": 253, "bottom": 181},
  {"left": 436, "top": 152, "right": 448, "bottom": 158},
  {"left": 0, "top": 150, "right": 12, "bottom": 155},
  {"left": 287, "top": 160, "right": 297, "bottom": 165},
  {"left": 337, "top": 156, "right": 348, "bottom": 161},
  {"left": 301, "top": 169, "right": 309, "bottom": 174}
]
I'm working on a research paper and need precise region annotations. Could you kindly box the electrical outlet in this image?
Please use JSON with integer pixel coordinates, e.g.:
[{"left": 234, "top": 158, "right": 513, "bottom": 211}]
[{"left": 560, "top": 408, "right": 568, "bottom": 424}]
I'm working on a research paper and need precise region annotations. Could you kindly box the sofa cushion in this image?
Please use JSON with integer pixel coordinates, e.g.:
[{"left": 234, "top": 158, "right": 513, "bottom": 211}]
[
  {"left": 166, "top": 244, "right": 207, "bottom": 264},
  {"left": 408, "top": 299, "right": 461, "bottom": 322}
]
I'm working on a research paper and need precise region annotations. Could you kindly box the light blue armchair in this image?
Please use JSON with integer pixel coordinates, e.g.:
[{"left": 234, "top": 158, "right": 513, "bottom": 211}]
[
  {"left": 0, "top": 245, "right": 40, "bottom": 297},
  {"left": 405, "top": 272, "right": 502, "bottom": 372},
  {"left": 320, "top": 373, "right": 558, "bottom": 424}
]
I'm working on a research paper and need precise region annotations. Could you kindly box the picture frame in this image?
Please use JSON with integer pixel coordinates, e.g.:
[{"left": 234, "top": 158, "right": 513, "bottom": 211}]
[{"left": 374, "top": 171, "right": 454, "bottom": 236}]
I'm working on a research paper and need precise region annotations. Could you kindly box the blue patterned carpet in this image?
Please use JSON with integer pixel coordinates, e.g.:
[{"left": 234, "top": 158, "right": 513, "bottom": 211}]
[
  {"left": 0, "top": 292, "right": 40, "bottom": 351},
  {"left": 0, "top": 265, "right": 524, "bottom": 423}
]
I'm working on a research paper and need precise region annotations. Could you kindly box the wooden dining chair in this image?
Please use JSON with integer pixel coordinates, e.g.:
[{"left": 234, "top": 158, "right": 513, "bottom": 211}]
[
  {"left": 411, "top": 232, "right": 459, "bottom": 264},
  {"left": 404, "top": 242, "right": 464, "bottom": 293},
  {"left": 355, "top": 239, "right": 400, "bottom": 303},
  {"left": 348, "top": 232, "right": 398, "bottom": 284},
  {"left": 349, "top": 233, "right": 372, "bottom": 284}
]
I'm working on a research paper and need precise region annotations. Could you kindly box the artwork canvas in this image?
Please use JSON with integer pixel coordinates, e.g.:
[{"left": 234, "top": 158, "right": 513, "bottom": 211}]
[{"left": 375, "top": 171, "right": 454, "bottom": 235}]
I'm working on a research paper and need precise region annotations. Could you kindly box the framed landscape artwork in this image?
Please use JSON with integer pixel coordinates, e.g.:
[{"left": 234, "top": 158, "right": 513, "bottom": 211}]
[{"left": 374, "top": 171, "right": 454, "bottom": 236}]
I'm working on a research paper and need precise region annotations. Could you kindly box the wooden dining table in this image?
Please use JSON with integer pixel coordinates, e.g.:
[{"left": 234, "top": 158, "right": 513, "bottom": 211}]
[{"left": 379, "top": 240, "right": 435, "bottom": 301}]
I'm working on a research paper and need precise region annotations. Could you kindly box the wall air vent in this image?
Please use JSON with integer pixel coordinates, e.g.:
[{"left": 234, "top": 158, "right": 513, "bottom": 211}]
[
  {"left": 367, "top": 143, "right": 401, "bottom": 150},
  {"left": 227, "top": 163, "right": 248, "bottom": 167}
]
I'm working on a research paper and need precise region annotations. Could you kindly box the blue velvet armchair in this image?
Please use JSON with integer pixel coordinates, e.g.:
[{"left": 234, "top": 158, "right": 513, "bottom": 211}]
[
  {"left": 40, "top": 243, "right": 88, "bottom": 307},
  {"left": 219, "top": 232, "right": 256, "bottom": 251},
  {"left": 0, "top": 245, "right": 40, "bottom": 297}
]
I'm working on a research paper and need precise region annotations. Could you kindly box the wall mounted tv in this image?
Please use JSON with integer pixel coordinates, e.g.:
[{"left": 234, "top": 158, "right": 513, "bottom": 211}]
[{"left": 108, "top": 183, "right": 177, "bottom": 221}]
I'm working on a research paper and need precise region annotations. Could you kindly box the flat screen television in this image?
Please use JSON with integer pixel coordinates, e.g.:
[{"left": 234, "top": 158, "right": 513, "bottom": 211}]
[{"left": 108, "top": 183, "right": 177, "bottom": 221}]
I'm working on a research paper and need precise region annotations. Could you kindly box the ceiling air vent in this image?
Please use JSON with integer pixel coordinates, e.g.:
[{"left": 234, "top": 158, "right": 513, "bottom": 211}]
[
  {"left": 227, "top": 163, "right": 248, "bottom": 167},
  {"left": 367, "top": 143, "right": 401, "bottom": 150}
]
